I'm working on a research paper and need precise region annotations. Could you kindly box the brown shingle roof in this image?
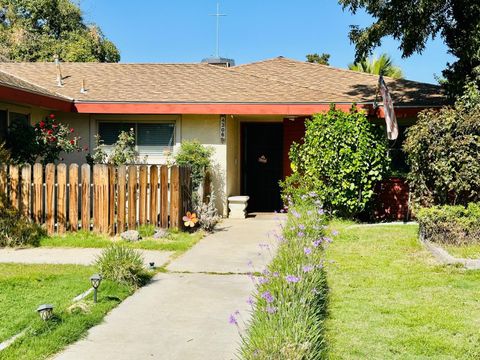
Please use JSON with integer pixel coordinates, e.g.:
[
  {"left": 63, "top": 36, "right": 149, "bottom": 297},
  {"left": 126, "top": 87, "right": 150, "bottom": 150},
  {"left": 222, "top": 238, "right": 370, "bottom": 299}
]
[
  {"left": 0, "top": 69, "right": 71, "bottom": 100},
  {"left": 0, "top": 57, "right": 445, "bottom": 106},
  {"left": 230, "top": 57, "right": 445, "bottom": 106}
]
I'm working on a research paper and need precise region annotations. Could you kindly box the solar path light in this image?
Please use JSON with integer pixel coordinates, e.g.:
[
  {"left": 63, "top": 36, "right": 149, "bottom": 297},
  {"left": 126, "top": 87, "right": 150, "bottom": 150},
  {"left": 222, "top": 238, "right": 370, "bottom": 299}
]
[
  {"left": 36, "top": 304, "right": 54, "bottom": 321},
  {"left": 90, "top": 274, "right": 102, "bottom": 303}
]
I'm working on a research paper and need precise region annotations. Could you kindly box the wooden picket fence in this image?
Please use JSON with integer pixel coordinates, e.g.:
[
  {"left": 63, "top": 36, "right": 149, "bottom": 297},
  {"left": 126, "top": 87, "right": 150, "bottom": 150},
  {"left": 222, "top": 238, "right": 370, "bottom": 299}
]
[{"left": 0, "top": 163, "right": 193, "bottom": 235}]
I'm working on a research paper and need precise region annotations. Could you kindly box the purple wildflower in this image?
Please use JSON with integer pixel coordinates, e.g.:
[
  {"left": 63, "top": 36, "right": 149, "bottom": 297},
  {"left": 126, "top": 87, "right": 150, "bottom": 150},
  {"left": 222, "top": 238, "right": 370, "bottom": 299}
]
[
  {"left": 291, "top": 210, "right": 301, "bottom": 219},
  {"left": 302, "top": 265, "right": 314, "bottom": 273},
  {"left": 332, "top": 230, "right": 339, "bottom": 236},
  {"left": 312, "top": 239, "right": 322, "bottom": 247},
  {"left": 247, "top": 260, "right": 253, "bottom": 267},
  {"left": 317, "top": 208, "right": 325, "bottom": 215},
  {"left": 258, "top": 276, "right": 269, "bottom": 285},
  {"left": 299, "top": 224, "right": 305, "bottom": 230},
  {"left": 229, "top": 313, "right": 238, "bottom": 325},
  {"left": 272, "top": 271, "right": 279, "bottom": 277},
  {"left": 309, "top": 191, "right": 317, "bottom": 197},
  {"left": 304, "top": 247, "right": 312, "bottom": 255},
  {"left": 266, "top": 305, "right": 277, "bottom": 314},
  {"left": 246, "top": 297, "right": 255, "bottom": 306},
  {"left": 324, "top": 237, "right": 333, "bottom": 243},
  {"left": 285, "top": 275, "right": 301, "bottom": 283},
  {"left": 261, "top": 291, "right": 275, "bottom": 303},
  {"left": 297, "top": 231, "right": 305, "bottom": 237}
]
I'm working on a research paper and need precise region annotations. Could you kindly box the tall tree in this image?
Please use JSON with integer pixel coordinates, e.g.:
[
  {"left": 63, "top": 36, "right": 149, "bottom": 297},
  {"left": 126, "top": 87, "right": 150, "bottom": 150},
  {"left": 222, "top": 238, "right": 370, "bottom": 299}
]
[
  {"left": 306, "top": 53, "right": 330, "bottom": 65},
  {"left": 339, "top": 0, "right": 480, "bottom": 97},
  {"left": 348, "top": 53, "right": 404, "bottom": 79},
  {"left": 0, "top": 0, "right": 120, "bottom": 62}
]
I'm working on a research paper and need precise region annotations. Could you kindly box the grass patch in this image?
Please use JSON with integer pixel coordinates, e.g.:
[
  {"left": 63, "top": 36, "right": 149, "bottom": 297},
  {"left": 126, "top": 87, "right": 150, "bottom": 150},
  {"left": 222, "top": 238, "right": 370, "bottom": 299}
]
[
  {"left": 443, "top": 243, "right": 480, "bottom": 259},
  {"left": 325, "top": 220, "right": 480, "bottom": 359},
  {"left": 39, "top": 229, "right": 204, "bottom": 253},
  {"left": 0, "top": 263, "right": 131, "bottom": 360}
]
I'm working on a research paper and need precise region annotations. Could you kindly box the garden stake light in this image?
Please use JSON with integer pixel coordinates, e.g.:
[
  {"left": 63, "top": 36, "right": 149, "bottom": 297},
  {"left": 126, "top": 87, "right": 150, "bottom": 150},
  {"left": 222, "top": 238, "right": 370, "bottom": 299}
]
[
  {"left": 90, "top": 274, "right": 102, "bottom": 303},
  {"left": 36, "top": 304, "right": 54, "bottom": 321}
]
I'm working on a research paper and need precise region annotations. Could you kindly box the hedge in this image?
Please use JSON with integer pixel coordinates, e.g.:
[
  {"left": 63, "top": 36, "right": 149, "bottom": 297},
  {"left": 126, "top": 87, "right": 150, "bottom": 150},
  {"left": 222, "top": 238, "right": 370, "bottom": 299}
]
[{"left": 417, "top": 203, "right": 480, "bottom": 245}]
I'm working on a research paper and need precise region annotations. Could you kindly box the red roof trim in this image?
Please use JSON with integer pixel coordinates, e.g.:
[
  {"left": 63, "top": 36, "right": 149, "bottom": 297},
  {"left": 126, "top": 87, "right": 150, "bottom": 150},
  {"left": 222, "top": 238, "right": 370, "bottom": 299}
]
[
  {"left": 73, "top": 102, "right": 432, "bottom": 117},
  {"left": 73, "top": 102, "right": 374, "bottom": 115},
  {"left": 0, "top": 85, "right": 73, "bottom": 112}
]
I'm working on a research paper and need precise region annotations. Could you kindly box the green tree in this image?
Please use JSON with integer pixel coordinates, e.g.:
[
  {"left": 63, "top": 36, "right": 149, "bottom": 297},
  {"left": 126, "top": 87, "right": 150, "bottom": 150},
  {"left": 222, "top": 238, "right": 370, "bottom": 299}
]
[
  {"left": 348, "top": 53, "right": 404, "bottom": 79},
  {"left": 306, "top": 53, "right": 330, "bottom": 65},
  {"left": 284, "top": 106, "right": 389, "bottom": 218},
  {"left": 0, "top": 0, "right": 120, "bottom": 62},
  {"left": 339, "top": 0, "right": 480, "bottom": 97},
  {"left": 403, "top": 80, "right": 480, "bottom": 206}
]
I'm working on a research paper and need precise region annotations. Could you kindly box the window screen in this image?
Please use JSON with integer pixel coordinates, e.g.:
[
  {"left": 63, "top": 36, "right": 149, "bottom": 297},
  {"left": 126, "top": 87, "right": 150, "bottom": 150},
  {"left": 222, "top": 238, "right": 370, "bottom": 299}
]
[
  {"left": 137, "top": 123, "right": 174, "bottom": 147},
  {"left": 10, "top": 112, "right": 29, "bottom": 126},
  {"left": 98, "top": 123, "right": 135, "bottom": 145}
]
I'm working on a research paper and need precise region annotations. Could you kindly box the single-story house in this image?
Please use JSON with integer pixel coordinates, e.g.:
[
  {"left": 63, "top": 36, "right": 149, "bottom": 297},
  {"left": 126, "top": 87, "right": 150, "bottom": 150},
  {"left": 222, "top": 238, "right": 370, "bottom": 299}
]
[{"left": 0, "top": 57, "right": 445, "bottom": 217}]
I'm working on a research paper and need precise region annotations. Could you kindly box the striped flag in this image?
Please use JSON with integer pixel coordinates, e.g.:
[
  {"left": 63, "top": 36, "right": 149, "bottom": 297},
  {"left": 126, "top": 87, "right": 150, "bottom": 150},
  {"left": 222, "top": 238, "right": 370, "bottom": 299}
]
[{"left": 379, "top": 75, "right": 399, "bottom": 140}]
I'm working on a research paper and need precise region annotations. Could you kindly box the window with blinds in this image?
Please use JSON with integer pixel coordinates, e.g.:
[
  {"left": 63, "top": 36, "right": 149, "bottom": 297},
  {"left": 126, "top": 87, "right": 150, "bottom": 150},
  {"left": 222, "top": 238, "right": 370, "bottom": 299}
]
[{"left": 98, "top": 122, "right": 175, "bottom": 151}]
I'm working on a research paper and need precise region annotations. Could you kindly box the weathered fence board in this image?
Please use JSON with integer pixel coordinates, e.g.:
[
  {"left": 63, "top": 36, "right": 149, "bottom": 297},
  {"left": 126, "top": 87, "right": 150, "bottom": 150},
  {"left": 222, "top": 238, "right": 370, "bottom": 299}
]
[
  {"left": 81, "top": 164, "right": 90, "bottom": 231},
  {"left": 57, "top": 164, "right": 67, "bottom": 234},
  {"left": 69, "top": 164, "right": 78, "bottom": 231},
  {"left": 33, "top": 163, "right": 43, "bottom": 223},
  {"left": 150, "top": 165, "right": 158, "bottom": 227},
  {"left": 117, "top": 165, "right": 126, "bottom": 233},
  {"left": 160, "top": 165, "right": 169, "bottom": 228},
  {"left": 128, "top": 165, "right": 137, "bottom": 230},
  {"left": 21, "top": 165, "right": 31, "bottom": 218},
  {"left": 139, "top": 165, "right": 148, "bottom": 225},
  {"left": 45, "top": 164, "right": 55, "bottom": 235},
  {"left": 2, "top": 163, "right": 192, "bottom": 235},
  {"left": 9, "top": 165, "right": 19, "bottom": 210}
]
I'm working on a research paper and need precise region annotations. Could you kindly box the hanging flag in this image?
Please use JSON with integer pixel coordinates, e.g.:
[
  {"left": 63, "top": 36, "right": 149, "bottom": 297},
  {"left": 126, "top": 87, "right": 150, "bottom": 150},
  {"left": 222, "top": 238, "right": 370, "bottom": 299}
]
[{"left": 378, "top": 75, "right": 399, "bottom": 140}]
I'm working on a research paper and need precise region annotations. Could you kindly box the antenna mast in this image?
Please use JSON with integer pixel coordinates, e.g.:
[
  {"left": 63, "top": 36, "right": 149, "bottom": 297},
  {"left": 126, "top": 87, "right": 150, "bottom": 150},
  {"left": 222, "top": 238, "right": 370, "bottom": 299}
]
[{"left": 210, "top": 3, "right": 226, "bottom": 57}]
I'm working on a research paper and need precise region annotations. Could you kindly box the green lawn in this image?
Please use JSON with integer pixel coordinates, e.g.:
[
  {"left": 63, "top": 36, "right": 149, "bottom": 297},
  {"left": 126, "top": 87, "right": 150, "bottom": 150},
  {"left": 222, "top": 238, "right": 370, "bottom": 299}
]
[
  {"left": 325, "top": 220, "right": 480, "bottom": 359},
  {"left": 0, "top": 263, "right": 131, "bottom": 360},
  {"left": 39, "top": 228, "right": 204, "bottom": 253},
  {"left": 442, "top": 243, "right": 480, "bottom": 259}
]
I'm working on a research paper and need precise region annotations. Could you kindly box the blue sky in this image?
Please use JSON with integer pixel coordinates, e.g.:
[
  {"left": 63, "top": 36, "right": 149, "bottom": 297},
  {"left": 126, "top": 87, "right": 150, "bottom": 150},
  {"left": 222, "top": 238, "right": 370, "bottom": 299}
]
[{"left": 80, "top": 0, "right": 453, "bottom": 84}]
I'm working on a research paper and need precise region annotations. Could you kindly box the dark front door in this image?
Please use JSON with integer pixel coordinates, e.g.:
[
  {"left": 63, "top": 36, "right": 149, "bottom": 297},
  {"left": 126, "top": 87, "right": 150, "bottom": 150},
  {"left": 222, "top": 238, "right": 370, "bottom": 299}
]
[{"left": 242, "top": 123, "right": 283, "bottom": 212}]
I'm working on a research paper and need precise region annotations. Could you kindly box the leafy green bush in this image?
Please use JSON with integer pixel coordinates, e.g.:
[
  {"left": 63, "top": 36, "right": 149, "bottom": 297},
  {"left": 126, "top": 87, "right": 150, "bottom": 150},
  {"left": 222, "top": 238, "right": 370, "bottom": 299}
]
[
  {"left": 404, "top": 81, "right": 480, "bottom": 206},
  {"left": 239, "top": 194, "right": 332, "bottom": 359},
  {"left": 0, "top": 199, "right": 46, "bottom": 247},
  {"left": 417, "top": 203, "right": 480, "bottom": 245},
  {"left": 284, "top": 106, "right": 389, "bottom": 218},
  {"left": 95, "top": 245, "right": 151, "bottom": 288},
  {"left": 174, "top": 140, "right": 213, "bottom": 191},
  {"left": 87, "top": 130, "right": 139, "bottom": 166}
]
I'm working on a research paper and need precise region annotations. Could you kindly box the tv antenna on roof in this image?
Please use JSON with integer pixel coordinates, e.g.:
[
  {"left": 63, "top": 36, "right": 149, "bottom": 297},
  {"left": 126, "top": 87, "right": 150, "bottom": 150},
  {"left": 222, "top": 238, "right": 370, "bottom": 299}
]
[{"left": 209, "top": 2, "right": 226, "bottom": 57}]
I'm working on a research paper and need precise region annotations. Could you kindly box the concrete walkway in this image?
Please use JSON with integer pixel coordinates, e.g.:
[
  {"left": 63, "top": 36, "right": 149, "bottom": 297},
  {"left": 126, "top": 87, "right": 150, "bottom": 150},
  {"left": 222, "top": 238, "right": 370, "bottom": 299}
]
[
  {"left": 0, "top": 248, "right": 173, "bottom": 267},
  {"left": 54, "top": 215, "right": 280, "bottom": 360}
]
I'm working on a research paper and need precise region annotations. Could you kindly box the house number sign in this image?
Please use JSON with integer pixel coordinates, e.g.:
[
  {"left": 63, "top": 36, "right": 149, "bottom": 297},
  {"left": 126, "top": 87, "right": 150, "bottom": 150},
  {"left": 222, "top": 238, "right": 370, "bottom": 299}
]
[{"left": 220, "top": 115, "right": 226, "bottom": 143}]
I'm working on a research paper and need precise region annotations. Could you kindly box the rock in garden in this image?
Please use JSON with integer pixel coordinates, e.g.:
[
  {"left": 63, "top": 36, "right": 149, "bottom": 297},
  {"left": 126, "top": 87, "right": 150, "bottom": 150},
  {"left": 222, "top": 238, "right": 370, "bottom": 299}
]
[
  {"left": 153, "top": 229, "right": 168, "bottom": 239},
  {"left": 121, "top": 230, "right": 141, "bottom": 242}
]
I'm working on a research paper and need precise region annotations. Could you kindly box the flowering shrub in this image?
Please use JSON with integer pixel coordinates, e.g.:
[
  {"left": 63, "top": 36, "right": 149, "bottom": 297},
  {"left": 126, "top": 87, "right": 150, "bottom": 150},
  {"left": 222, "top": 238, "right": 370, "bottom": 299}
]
[
  {"left": 7, "top": 113, "right": 80, "bottom": 164},
  {"left": 236, "top": 193, "right": 335, "bottom": 359}
]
